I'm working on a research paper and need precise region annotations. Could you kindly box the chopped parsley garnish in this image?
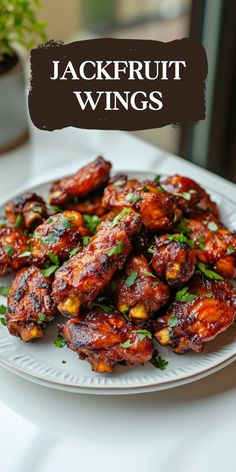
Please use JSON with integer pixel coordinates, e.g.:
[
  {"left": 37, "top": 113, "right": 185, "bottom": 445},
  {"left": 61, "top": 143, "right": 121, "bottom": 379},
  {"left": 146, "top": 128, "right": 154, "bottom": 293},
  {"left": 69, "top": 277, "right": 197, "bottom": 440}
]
[
  {"left": 154, "top": 175, "right": 161, "bottom": 183},
  {"left": 175, "top": 286, "right": 196, "bottom": 302},
  {"left": 144, "top": 270, "right": 157, "bottom": 278},
  {"left": 204, "top": 293, "right": 213, "bottom": 298},
  {"left": 47, "top": 205, "right": 62, "bottom": 214},
  {"left": 93, "top": 297, "right": 114, "bottom": 313},
  {"left": 167, "top": 233, "right": 194, "bottom": 248},
  {"left": 207, "top": 221, "right": 218, "bottom": 232},
  {"left": 0, "top": 216, "right": 7, "bottom": 227},
  {"left": 133, "top": 329, "right": 152, "bottom": 341},
  {"left": 149, "top": 349, "right": 168, "bottom": 370},
  {"left": 197, "top": 262, "right": 224, "bottom": 280},
  {"left": 108, "top": 241, "right": 124, "bottom": 257},
  {"left": 157, "top": 186, "right": 165, "bottom": 193},
  {"left": 120, "top": 339, "right": 133, "bottom": 349},
  {"left": 0, "top": 305, "right": 6, "bottom": 315},
  {"left": 141, "top": 186, "right": 149, "bottom": 192},
  {"left": 19, "top": 250, "right": 31, "bottom": 258},
  {"left": 175, "top": 218, "right": 190, "bottom": 234},
  {"left": 69, "top": 247, "right": 80, "bottom": 257},
  {"left": 0, "top": 286, "right": 10, "bottom": 297},
  {"left": 152, "top": 281, "right": 159, "bottom": 286},
  {"left": 167, "top": 315, "right": 178, "bottom": 328},
  {"left": 83, "top": 214, "right": 101, "bottom": 234},
  {"left": 125, "top": 270, "right": 138, "bottom": 287},
  {"left": 112, "top": 208, "right": 131, "bottom": 227},
  {"left": 54, "top": 335, "right": 65, "bottom": 348},
  {"left": 114, "top": 179, "right": 125, "bottom": 187},
  {"left": 14, "top": 213, "right": 24, "bottom": 229},
  {"left": 33, "top": 205, "right": 42, "bottom": 213},
  {"left": 4, "top": 245, "right": 14, "bottom": 257},
  {"left": 174, "top": 191, "right": 191, "bottom": 201},
  {"left": 82, "top": 236, "right": 90, "bottom": 247},
  {"left": 227, "top": 245, "right": 235, "bottom": 255},
  {"left": 123, "top": 312, "right": 131, "bottom": 322},
  {"left": 34, "top": 231, "right": 56, "bottom": 246},
  {"left": 0, "top": 318, "right": 6, "bottom": 326},
  {"left": 197, "top": 236, "right": 205, "bottom": 250},
  {"left": 48, "top": 252, "right": 60, "bottom": 265},
  {"left": 37, "top": 313, "right": 46, "bottom": 324},
  {"left": 41, "top": 265, "right": 58, "bottom": 277},
  {"left": 60, "top": 215, "right": 74, "bottom": 228},
  {"left": 148, "top": 246, "right": 155, "bottom": 254},
  {"left": 125, "top": 193, "right": 142, "bottom": 203}
]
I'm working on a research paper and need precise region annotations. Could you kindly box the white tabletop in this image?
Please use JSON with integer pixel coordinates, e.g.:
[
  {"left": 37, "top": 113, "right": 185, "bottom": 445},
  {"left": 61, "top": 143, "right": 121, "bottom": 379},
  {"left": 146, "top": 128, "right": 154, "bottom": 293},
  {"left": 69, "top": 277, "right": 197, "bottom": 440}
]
[{"left": 0, "top": 125, "right": 236, "bottom": 472}]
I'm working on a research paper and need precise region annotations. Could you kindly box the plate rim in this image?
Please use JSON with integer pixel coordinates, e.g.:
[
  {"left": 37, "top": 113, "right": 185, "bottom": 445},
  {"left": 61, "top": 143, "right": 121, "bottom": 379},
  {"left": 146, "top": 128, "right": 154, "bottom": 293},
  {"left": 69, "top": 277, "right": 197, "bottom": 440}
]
[{"left": 0, "top": 170, "right": 235, "bottom": 394}]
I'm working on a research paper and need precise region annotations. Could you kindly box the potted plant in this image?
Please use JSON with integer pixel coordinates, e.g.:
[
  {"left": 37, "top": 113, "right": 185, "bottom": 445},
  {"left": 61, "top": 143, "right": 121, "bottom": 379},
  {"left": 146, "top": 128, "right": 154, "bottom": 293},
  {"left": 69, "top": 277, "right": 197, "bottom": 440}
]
[{"left": 0, "top": 0, "right": 46, "bottom": 153}]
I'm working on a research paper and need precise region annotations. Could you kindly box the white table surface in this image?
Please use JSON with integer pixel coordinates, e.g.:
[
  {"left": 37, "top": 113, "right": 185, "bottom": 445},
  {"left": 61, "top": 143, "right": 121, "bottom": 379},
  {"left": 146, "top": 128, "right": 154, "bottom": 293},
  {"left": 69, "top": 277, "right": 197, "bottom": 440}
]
[{"left": 0, "top": 125, "right": 236, "bottom": 472}]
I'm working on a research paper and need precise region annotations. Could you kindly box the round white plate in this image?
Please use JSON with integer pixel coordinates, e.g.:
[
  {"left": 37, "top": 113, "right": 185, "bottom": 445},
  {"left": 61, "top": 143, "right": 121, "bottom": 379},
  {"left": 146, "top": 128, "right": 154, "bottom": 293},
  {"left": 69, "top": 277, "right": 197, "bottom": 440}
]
[{"left": 0, "top": 171, "right": 235, "bottom": 395}]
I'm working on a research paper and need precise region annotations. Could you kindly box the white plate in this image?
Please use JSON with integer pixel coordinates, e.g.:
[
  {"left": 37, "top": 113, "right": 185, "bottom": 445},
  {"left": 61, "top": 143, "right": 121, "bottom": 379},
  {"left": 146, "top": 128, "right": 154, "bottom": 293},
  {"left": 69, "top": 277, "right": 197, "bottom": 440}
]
[{"left": 0, "top": 171, "right": 235, "bottom": 395}]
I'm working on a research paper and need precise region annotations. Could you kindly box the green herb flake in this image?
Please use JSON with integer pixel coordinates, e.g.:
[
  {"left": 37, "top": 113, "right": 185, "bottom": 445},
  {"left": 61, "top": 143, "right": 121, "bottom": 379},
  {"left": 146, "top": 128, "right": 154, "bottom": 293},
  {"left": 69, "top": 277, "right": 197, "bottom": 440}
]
[
  {"left": 14, "top": 213, "right": 24, "bottom": 229},
  {"left": 227, "top": 245, "right": 235, "bottom": 255},
  {"left": 197, "top": 236, "right": 205, "bottom": 250},
  {"left": 69, "top": 247, "right": 80, "bottom": 257},
  {"left": 82, "top": 236, "right": 90, "bottom": 247},
  {"left": 148, "top": 246, "right": 155, "bottom": 255},
  {"left": 149, "top": 349, "right": 168, "bottom": 370},
  {"left": 112, "top": 208, "right": 131, "bottom": 227},
  {"left": 48, "top": 252, "right": 60, "bottom": 265},
  {"left": 167, "top": 315, "right": 178, "bottom": 328},
  {"left": 207, "top": 221, "right": 218, "bottom": 232},
  {"left": 4, "top": 245, "right": 14, "bottom": 257},
  {"left": 37, "top": 313, "right": 46, "bottom": 324},
  {"left": 154, "top": 175, "right": 161, "bottom": 183},
  {"left": 168, "top": 233, "right": 194, "bottom": 248},
  {"left": 83, "top": 214, "right": 101, "bottom": 234},
  {"left": 204, "top": 293, "right": 213, "bottom": 298},
  {"left": 47, "top": 205, "right": 62, "bottom": 214},
  {"left": 157, "top": 186, "right": 165, "bottom": 193},
  {"left": 125, "top": 270, "right": 138, "bottom": 288},
  {"left": 54, "top": 335, "right": 65, "bottom": 348},
  {"left": 41, "top": 265, "right": 58, "bottom": 278},
  {"left": 175, "top": 286, "right": 196, "bottom": 302},
  {"left": 19, "top": 250, "right": 31, "bottom": 258},
  {"left": 152, "top": 281, "right": 159, "bottom": 287},
  {"left": 144, "top": 270, "right": 157, "bottom": 278},
  {"left": 197, "top": 262, "right": 224, "bottom": 281},
  {"left": 120, "top": 339, "right": 134, "bottom": 349},
  {"left": 175, "top": 192, "right": 191, "bottom": 201},
  {"left": 114, "top": 179, "right": 125, "bottom": 187},
  {"left": 0, "top": 305, "right": 6, "bottom": 315},
  {"left": 0, "top": 318, "right": 6, "bottom": 326},
  {"left": 141, "top": 186, "right": 149, "bottom": 193},
  {"left": 175, "top": 218, "right": 190, "bottom": 235},
  {"left": 133, "top": 329, "right": 152, "bottom": 342},
  {"left": 125, "top": 193, "right": 142, "bottom": 203},
  {"left": 0, "top": 286, "right": 10, "bottom": 297},
  {"left": 108, "top": 241, "right": 124, "bottom": 257}
]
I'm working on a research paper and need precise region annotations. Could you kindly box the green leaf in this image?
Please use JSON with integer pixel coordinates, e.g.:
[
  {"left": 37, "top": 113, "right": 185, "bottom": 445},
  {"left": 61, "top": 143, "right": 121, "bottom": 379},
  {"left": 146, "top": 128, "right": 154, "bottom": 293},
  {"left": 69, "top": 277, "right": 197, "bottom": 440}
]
[
  {"left": 4, "top": 245, "right": 14, "bottom": 256},
  {"left": 19, "top": 250, "right": 31, "bottom": 258},
  {"left": 0, "top": 318, "right": 6, "bottom": 326},
  {"left": 149, "top": 349, "right": 168, "bottom": 370},
  {"left": 14, "top": 213, "right": 24, "bottom": 229},
  {"left": 197, "top": 262, "right": 224, "bottom": 281},
  {"left": 48, "top": 252, "right": 59, "bottom": 265},
  {"left": 148, "top": 246, "right": 155, "bottom": 254},
  {"left": 41, "top": 265, "right": 58, "bottom": 277},
  {"left": 144, "top": 270, "right": 157, "bottom": 278},
  {"left": 175, "top": 218, "right": 190, "bottom": 234},
  {"left": 69, "top": 247, "right": 80, "bottom": 257},
  {"left": 125, "top": 270, "right": 138, "bottom": 288},
  {"left": 0, "top": 305, "right": 6, "bottom": 315},
  {"left": 108, "top": 241, "right": 124, "bottom": 257},
  {"left": 204, "top": 293, "right": 213, "bottom": 298},
  {"left": 54, "top": 335, "right": 65, "bottom": 348},
  {"left": 154, "top": 175, "right": 161, "bottom": 183},
  {"left": 82, "top": 236, "right": 90, "bottom": 247},
  {"left": 175, "top": 286, "right": 196, "bottom": 302},
  {"left": 125, "top": 193, "right": 142, "bottom": 203},
  {"left": 47, "top": 205, "right": 62, "bottom": 214},
  {"left": 37, "top": 312, "right": 46, "bottom": 324},
  {"left": 168, "top": 233, "right": 194, "bottom": 248},
  {"left": 140, "top": 186, "right": 149, "bottom": 192},
  {"left": 112, "top": 208, "right": 131, "bottom": 227},
  {"left": 197, "top": 236, "right": 205, "bottom": 250},
  {"left": 227, "top": 245, "right": 235, "bottom": 255},
  {"left": 83, "top": 214, "right": 101, "bottom": 234},
  {"left": 167, "top": 315, "right": 178, "bottom": 328},
  {"left": 0, "top": 286, "right": 10, "bottom": 297},
  {"left": 133, "top": 329, "right": 152, "bottom": 341},
  {"left": 120, "top": 339, "right": 134, "bottom": 349},
  {"left": 207, "top": 221, "right": 218, "bottom": 232},
  {"left": 174, "top": 192, "right": 191, "bottom": 201}
]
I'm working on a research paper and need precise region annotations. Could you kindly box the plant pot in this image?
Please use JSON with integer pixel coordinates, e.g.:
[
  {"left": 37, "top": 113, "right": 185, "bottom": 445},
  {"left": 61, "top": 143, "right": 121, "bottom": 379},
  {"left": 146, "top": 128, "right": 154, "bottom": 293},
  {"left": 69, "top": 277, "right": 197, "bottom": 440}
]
[{"left": 0, "top": 53, "right": 29, "bottom": 154}]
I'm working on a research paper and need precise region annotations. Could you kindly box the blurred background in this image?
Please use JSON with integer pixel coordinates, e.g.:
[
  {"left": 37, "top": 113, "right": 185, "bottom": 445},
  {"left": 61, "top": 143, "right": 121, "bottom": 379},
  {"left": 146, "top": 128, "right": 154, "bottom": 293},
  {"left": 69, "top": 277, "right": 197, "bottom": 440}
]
[{"left": 1, "top": 0, "right": 235, "bottom": 182}]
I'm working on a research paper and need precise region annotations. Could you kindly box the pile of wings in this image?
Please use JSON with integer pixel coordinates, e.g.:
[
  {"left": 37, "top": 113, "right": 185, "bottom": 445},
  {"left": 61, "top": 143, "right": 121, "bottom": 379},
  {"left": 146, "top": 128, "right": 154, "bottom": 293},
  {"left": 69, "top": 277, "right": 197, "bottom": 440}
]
[{"left": 0, "top": 157, "right": 235, "bottom": 373}]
